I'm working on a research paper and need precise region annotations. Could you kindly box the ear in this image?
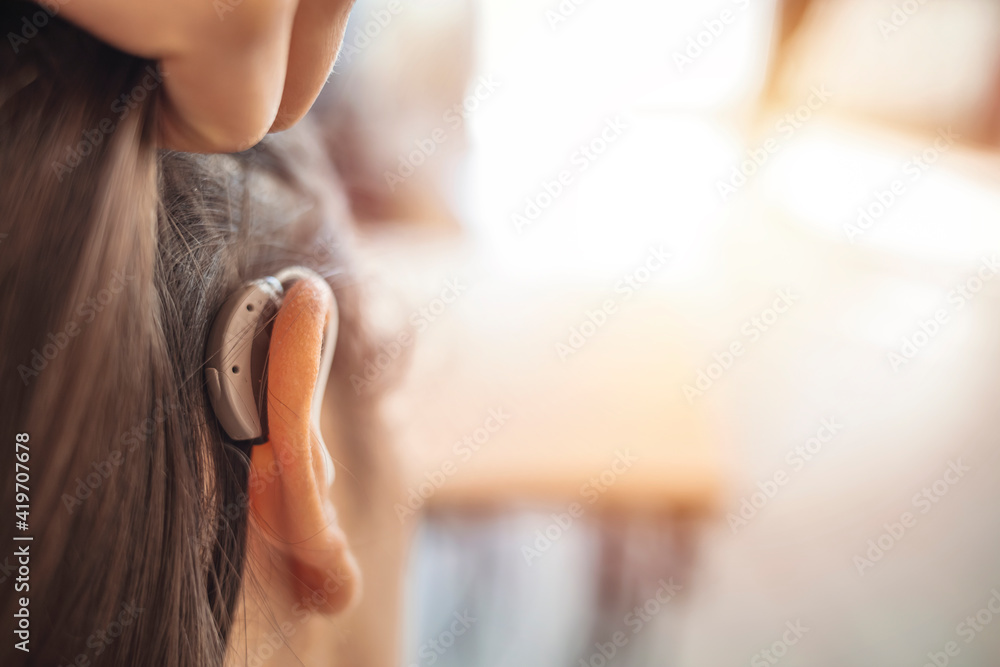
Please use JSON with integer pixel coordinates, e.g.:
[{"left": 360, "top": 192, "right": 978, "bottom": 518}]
[{"left": 247, "top": 273, "right": 360, "bottom": 614}]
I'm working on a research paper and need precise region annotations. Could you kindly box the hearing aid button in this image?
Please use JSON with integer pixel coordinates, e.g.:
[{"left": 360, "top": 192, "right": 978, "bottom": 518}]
[{"left": 206, "top": 367, "right": 223, "bottom": 407}]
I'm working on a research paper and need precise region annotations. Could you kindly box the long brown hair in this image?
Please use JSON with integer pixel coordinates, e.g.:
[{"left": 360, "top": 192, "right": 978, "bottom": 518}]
[{"left": 0, "top": 3, "right": 380, "bottom": 664}]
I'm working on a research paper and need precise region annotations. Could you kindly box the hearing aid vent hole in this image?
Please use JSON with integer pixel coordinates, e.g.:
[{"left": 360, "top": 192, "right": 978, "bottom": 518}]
[
  {"left": 232, "top": 366, "right": 240, "bottom": 374},
  {"left": 246, "top": 304, "right": 254, "bottom": 312}
]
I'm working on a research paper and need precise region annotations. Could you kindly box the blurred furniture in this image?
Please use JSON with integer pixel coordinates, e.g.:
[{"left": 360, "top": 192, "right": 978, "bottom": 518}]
[{"left": 358, "top": 234, "right": 723, "bottom": 515}]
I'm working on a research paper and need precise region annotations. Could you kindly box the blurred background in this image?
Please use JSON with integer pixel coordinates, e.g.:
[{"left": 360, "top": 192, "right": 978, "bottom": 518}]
[{"left": 314, "top": 0, "right": 1000, "bottom": 664}]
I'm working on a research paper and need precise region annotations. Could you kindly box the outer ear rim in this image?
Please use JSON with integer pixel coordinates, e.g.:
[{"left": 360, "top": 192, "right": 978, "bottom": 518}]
[
  {"left": 275, "top": 266, "right": 339, "bottom": 489},
  {"left": 247, "top": 268, "right": 358, "bottom": 615},
  {"left": 274, "top": 267, "right": 339, "bottom": 425}
]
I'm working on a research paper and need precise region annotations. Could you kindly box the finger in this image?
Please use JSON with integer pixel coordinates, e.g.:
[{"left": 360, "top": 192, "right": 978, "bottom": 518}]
[
  {"left": 159, "top": 0, "right": 301, "bottom": 151},
  {"left": 270, "top": 0, "right": 355, "bottom": 132},
  {"left": 61, "top": 0, "right": 301, "bottom": 152}
]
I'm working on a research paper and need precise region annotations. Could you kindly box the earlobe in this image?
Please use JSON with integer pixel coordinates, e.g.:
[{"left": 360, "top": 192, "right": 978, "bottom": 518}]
[{"left": 247, "top": 272, "right": 360, "bottom": 614}]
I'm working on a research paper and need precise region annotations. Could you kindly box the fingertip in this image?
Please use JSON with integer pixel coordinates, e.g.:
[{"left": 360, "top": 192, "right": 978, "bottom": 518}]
[{"left": 157, "top": 103, "right": 269, "bottom": 153}]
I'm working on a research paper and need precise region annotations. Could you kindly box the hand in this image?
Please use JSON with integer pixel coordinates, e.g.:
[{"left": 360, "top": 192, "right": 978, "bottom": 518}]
[{"left": 61, "top": 0, "right": 356, "bottom": 152}]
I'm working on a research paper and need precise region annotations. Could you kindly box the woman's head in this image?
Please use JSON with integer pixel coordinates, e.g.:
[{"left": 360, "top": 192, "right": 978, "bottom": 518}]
[{"left": 0, "top": 3, "right": 402, "bottom": 665}]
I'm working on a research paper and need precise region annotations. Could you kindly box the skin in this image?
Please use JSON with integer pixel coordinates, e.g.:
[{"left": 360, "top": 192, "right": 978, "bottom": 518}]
[
  {"left": 60, "top": 0, "right": 357, "bottom": 152},
  {"left": 55, "top": 6, "right": 402, "bottom": 658},
  {"left": 224, "top": 276, "right": 407, "bottom": 666},
  {"left": 246, "top": 277, "right": 359, "bottom": 614}
]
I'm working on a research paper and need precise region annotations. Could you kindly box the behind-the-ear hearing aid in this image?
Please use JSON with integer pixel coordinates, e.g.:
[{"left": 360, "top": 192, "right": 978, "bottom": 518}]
[{"left": 205, "top": 267, "right": 338, "bottom": 444}]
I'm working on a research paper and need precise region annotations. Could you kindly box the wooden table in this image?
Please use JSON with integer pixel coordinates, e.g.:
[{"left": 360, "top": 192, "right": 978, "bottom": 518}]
[{"left": 358, "top": 235, "right": 724, "bottom": 516}]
